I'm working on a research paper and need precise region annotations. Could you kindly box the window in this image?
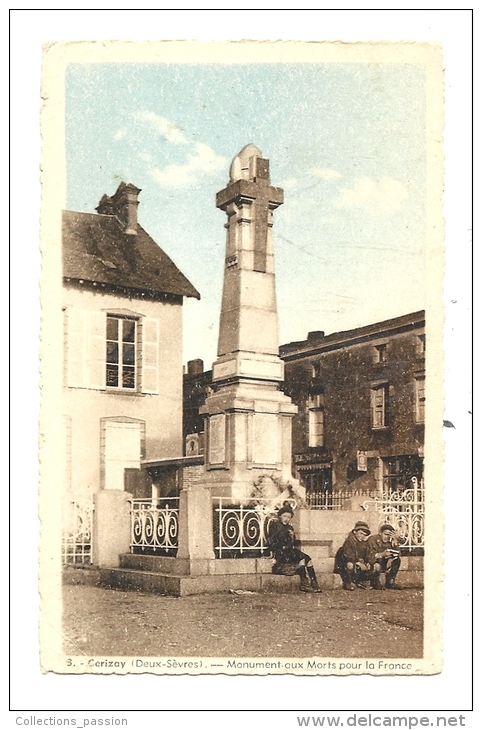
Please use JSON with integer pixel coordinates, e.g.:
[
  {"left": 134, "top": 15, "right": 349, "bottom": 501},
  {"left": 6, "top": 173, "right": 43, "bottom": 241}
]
[
  {"left": 373, "top": 343, "right": 387, "bottom": 363},
  {"left": 65, "top": 307, "right": 160, "bottom": 394},
  {"left": 106, "top": 316, "right": 137, "bottom": 389},
  {"left": 311, "top": 360, "right": 321, "bottom": 378},
  {"left": 371, "top": 383, "right": 389, "bottom": 429},
  {"left": 416, "top": 334, "right": 426, "bottom": 356},
  {"left": 300, "top": 468, "right": 332, "bottom": 508},
  {"left": 382, "top": 455, "right": 424, "bottom": 493},
  {"left": 308, "top": 394, "right": 324, "bottom": 447},
  {"left": 415, "top": 375, "right": 425, "bottom": 423}
]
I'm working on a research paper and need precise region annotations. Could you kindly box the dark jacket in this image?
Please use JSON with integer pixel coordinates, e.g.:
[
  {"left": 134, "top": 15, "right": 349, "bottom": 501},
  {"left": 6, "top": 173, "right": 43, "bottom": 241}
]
[
  {"left": 268, "top": 521, "right": 297, "bottom": 562},
  {"left": 366, "top": 533, "right": 400, "bottom": 564},
  {"left": 340, "top": 531, "right": 371, "bottom": 565}
]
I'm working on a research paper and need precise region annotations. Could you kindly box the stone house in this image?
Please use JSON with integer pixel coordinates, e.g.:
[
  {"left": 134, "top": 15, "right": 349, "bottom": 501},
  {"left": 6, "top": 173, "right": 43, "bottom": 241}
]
[
  {"left": 280, "top": 310, "right": 425, "bottom": 504},
  {"left": 183, "top": 310, "right": 425, "bottom": 503},
  {"left": 62, "top": 182, "right": 199, "bottom": 506}
]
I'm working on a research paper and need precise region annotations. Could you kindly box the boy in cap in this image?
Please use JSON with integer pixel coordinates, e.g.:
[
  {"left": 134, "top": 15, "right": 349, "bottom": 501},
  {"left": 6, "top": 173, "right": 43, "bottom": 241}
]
[
  {"left": 333, "top": 520, "right": 373, "bottom": 590},
  {"left": 367, "top": 523, "right": 402, "bottom": 589},
  {"left": 268, "top": 504, "right": 321, "bottom": 592}
]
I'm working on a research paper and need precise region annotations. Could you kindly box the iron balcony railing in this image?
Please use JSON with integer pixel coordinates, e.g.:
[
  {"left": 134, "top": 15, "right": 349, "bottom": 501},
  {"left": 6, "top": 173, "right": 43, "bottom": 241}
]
[
  {"left": 362, "top": 487, "right": 425, "bottom": 551},
  {"left": 62, "top": 496, "right": 94, "bottom": 565},
  {"left": 129, "top": 498, "right": 179, "bottom": 556}
]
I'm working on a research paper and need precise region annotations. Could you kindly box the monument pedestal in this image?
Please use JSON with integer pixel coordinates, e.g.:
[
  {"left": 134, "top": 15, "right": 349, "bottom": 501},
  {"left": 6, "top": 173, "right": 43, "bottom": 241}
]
[{"left": 201, "top": 379, "right": 297, "bottom": 501}]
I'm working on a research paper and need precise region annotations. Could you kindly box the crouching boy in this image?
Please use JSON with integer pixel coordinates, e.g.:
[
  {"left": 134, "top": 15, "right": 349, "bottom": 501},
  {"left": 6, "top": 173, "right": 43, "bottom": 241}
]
[
  {"left": 333, "top": 520, "right": 373, "bottom": 590},
  {"left": 367, "top": 523, "right": 402, "bottom": 589},
  {"left": 268, "top": 505, "right": 321, "bottom": 592}
]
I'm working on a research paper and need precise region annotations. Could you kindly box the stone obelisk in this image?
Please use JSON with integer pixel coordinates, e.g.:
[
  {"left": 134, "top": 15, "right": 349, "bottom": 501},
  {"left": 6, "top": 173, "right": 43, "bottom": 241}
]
[{"left": 201, "top": 144, "right": 297, "bottom": 500}]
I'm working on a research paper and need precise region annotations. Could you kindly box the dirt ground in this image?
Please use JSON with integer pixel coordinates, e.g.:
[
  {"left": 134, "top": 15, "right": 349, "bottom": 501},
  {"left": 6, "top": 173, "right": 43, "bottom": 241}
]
[{"left": 62, "top": 584, "right": 423, "bottom": 659}]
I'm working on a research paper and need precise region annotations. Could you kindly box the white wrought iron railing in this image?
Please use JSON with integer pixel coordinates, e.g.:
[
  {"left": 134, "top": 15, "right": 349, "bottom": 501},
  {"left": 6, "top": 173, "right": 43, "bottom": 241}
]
[
  {"left": 306, "top": 489, "right": 378, "bottom": 510},
  {"left": 62, "top": 496, "right": 94, "bottom": 565},
  {"left": 362, "top": 487, "right": 425, "bottom": 550},
  {"left": 129, "top": 498, "right": 179, "bottom": 555},
  {"left": 213, "top": 497, "right": 296, "bottom": 558}
]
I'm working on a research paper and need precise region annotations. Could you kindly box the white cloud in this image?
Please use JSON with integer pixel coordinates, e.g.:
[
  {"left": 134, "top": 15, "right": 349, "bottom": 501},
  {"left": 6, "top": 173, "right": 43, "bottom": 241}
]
[
  {"left": 135, "top": 111, "right": 187, "bottom": 145},
  {"left": 310, "top": 167, "right": 342, "bottom": 180},
  {"left": 151, "top": 143, "right": 226, "bottom": 188},
  {"left": 113, "top": 129, "right": 126, "bottom": 141},
  {"left": 334, "top": 176, "right": 409, "bottom": 214}
]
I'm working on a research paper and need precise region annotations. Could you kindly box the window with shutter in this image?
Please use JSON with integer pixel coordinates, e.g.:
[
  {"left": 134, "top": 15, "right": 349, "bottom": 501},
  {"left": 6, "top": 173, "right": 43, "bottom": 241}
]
[
  {"left": 66, "top": 308, "right": 106, "bottom": 390},
  {"left": 89, "top": 310, "right": 107, "bottom": 390},
  {"left": 307, "top": 393, "right": 324, "bottom": 447},
  {"left": 66, "top": 307, "right": 88, "bottom": 388},
  {"left": 371, "top": 383, "right": 389, "bottom": 429},
  {"left": 141, "top": 318, "right": 159, "bottom": 394},
  {"left": 66, "top": 308, "right": 159, "bottom": 394},
  {"left": 106, "top": 315, "right": 137, "bottom": 390},
  {"left": 373, "top": 343, "right": 387, "bottom": 363},
  {"left": 415, "top": 375, "right": 425, "bottom": 423}
]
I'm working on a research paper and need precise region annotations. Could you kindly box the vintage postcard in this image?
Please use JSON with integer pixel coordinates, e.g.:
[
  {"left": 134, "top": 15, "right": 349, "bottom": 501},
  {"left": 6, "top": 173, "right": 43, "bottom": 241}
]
[{"left": 39, "top": 39, "right": 444, "bottom": 677}]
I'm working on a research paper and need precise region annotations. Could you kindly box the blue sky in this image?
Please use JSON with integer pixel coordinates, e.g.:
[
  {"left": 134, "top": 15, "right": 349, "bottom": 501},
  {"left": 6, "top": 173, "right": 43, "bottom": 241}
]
[{"left": 66, "top": 61, "right": 427, "bottom": 366}]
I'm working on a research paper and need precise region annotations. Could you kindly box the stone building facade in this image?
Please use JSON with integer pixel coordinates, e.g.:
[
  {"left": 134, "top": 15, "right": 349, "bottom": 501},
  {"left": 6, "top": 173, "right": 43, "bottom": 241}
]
[
  {"left": 280, "top": 310, "right": 425, "bottom": 503},
  {"left": 183, "top": 311, "right": 425, "bottom": 503}
]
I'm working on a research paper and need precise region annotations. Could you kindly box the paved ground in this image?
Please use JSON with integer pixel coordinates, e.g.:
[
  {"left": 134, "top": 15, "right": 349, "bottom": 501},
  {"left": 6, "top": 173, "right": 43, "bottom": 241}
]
[{"left": 62, "top": 584, "right": 423, "bottom": 658}]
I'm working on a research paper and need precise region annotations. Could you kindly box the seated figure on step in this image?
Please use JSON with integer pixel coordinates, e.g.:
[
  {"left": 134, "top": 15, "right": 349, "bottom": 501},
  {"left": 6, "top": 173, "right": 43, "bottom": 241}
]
[
  {"left": 268, "top": 504, "right": 321, "bottom": 593},
  {"left": 333, "top": 520, "right": 374, "bottom": 590},
  {"left": 366, "top": 523, "right": 402, "bottom": 590}
]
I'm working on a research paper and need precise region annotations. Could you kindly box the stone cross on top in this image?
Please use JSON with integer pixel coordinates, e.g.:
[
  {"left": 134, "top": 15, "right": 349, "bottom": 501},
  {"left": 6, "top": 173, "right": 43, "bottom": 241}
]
[
  {"left": 213, "top": 143, "right": 284, "bottom": 368},
  {"left": 216, "top": 144, "right": 284, "bottom": 274},
  {"left": 202, "top": 145, "right": 297, "bottom": 497}
]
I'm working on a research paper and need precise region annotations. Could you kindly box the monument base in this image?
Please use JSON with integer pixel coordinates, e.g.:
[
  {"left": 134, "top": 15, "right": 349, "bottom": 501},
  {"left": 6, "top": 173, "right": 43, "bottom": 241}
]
[{"left": 201, "top": 379, "right": 298, "bottom": 501}]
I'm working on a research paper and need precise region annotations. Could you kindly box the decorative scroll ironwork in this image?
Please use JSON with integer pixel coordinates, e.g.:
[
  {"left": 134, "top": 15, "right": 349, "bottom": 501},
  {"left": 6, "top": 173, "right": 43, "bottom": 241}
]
[
  {"left": 62, "top": 496, "right": 93, "bottom": 565},
  {"left": 129, "top": 498, "right": 179, "bottom": 555},
  {"left": 362, "top": 486, "right": 425, "bottom": 551},
  {"left": 213, "top": 498, "right": 290, "bottom": 558}
]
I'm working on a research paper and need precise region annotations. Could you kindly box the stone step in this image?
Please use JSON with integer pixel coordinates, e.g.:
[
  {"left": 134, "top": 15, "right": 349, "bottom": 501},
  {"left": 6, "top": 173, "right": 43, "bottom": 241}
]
[
  {"left": 99, "top": 567, "right": 328, "bottom": 597},
  {"left": 120, "top": 548, "right": 332, "bottom": 575},
  {"left": 119, "top": 554, "right": 275, "bottom": 576},
  {"left": 65, "top": 561, "right": 423, "bottom": 596}
]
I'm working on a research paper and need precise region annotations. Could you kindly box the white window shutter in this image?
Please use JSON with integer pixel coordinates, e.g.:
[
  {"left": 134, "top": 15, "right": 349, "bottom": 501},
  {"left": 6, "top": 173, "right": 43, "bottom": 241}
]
[
  {"left": 66, "top": 307, "right": 88, "bottom": 388},
  {"left": 142, "top": 318, "right": 159, "bottom": 394},
  {"left": 88, "top": 310, "right": 106, "bottom": 390}
]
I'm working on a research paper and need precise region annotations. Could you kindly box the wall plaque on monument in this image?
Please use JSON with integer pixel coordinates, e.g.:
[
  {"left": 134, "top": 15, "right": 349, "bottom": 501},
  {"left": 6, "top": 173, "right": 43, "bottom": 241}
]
[
  {"left": 208, "top": 413, "right": 226, "bottom": 466},
  {"left": 252, "top": 413, "right": 279, "bottom": 466}
]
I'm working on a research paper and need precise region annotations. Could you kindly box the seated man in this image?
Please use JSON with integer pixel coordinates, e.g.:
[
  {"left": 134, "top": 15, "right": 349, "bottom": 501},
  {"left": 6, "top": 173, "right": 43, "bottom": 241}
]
[
  {"left": 268, "top": 505, "right": 321, "bottom": 593},
  {"left": 333, "top": 520, "right": 373, "bottom": 590},
  {"left": 367, "top": 523, "right": 402, "bottom": 590}
]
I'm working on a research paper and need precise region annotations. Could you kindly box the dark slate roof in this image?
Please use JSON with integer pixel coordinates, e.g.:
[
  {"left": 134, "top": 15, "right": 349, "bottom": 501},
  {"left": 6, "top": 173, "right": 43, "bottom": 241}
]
[
  {"left": 280, "top": 310, "right": 425, "bottom": 359},
  {"left": 62, "top": 210, "right": 200, "bottom": 299}
]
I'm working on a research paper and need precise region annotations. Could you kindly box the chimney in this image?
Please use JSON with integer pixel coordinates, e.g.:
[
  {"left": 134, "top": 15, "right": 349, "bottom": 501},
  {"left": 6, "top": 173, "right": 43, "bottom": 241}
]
[
  {"left": 307, "top": 331, "right": 325, "bottom": 345},
  {"left": 95, "top": 193, "right": 115, "bottom": 216},
  {"left": 96, "top": 182, "right": 141, "bottom": 235},
  {"left": 187, "top": 359, "right": 204, "bottom": 376}
]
